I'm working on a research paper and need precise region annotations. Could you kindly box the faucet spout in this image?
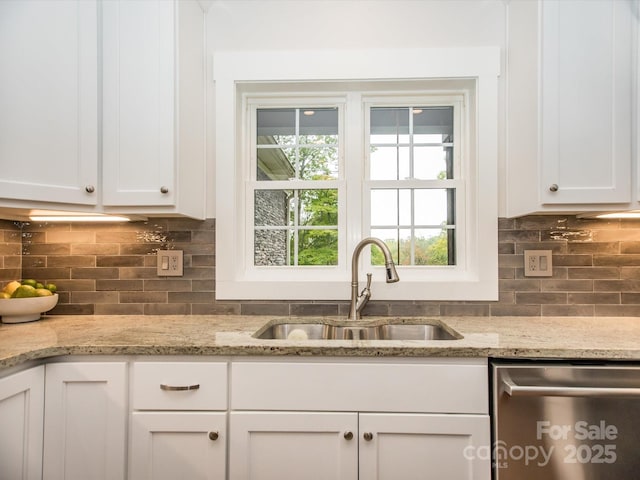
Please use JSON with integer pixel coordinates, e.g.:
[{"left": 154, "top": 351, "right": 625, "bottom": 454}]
[{"left": 349, "top": 237, "right": 400, "bottom": 320}]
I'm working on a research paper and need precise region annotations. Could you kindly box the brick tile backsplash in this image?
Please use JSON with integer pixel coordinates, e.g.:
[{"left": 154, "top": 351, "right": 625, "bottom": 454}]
[{"left": 2, "top": 215, "right": 640, "bottom": 317}]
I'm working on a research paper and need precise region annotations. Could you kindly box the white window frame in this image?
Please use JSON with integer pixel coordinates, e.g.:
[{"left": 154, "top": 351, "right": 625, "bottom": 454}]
[{"left": 214, "top": 47, "right": 500, "bottom": 301}]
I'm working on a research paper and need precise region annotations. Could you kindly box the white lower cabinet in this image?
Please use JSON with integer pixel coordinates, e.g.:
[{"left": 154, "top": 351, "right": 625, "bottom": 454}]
[
  {"left": 230, "top": 411, "right": 488, "bottom": 480},
  {"left": 359, "top": 413, "right": 489, "bottom": 479},
  {"left": 129, "top": 361, "right": 228, "bottom": 480},
  {"left": 229, "top": 358, "right": 491, "bottom": 480},
  {"left": 0, "top": 366, "right": 45, "bottom": 480},
  {"left": 130, "top": 412, "right": 226, "bottom": 480},
  {"left": 43, "top": 362, "right": 128, "bottom": 480},
  {"left": 230, "top": 411, "right": 359, "bottom": 480}
]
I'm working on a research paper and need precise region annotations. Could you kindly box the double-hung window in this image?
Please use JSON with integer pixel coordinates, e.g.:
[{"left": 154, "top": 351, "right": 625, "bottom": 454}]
[{"left": 214, "top": 48, "right": 499, "bottom": 301}]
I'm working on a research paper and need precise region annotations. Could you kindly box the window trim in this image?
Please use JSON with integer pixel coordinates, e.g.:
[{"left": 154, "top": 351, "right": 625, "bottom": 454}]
[{"left": 214, "top": 47, "right": 500, "bottom": 301}]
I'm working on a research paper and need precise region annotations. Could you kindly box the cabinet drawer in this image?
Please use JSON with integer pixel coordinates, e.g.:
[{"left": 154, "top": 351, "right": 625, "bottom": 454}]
[
  {"left": 231, "top": 359, "right": 488, "bottom": 414},
  {"left": 132, "top": 362, "right": 227, "bottom": 411}
]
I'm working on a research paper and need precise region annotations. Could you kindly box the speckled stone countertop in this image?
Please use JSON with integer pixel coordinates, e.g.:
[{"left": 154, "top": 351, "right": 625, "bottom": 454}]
[{"left": 1, "top": 314, "right": 640, "bottom": 370}]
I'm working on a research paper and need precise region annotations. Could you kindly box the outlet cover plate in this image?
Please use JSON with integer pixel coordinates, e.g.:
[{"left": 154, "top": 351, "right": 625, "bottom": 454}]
[
  {"left": 523, "top": 250, "right": 552, "bottom": 277},
  {"left": 157, "top": 250, "right": 184, "bottom": 276}
]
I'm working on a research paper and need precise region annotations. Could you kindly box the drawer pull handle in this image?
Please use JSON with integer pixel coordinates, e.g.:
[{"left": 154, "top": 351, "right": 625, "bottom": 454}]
[
  {"left": 160, "top": 383, "right": 200, "bottom": 391},
  {"left": 363, "top": 432, "right": 374, "bottom": 441},
  {"left": 209, "top": 431, "right": 219, "bottom": 441}
]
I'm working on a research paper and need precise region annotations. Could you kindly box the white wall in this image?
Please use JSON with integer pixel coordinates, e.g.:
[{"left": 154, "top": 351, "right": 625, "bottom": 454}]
[{"left": 205, "top": 0, "right": 508, "bottom": 218}]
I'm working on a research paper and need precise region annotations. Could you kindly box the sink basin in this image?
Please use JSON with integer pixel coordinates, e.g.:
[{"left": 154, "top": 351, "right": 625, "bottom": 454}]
[{"left": 254, "top": 319, "right": 461, "bottom": 341}]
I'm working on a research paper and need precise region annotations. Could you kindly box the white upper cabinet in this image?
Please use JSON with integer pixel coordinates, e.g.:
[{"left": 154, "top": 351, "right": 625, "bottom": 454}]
[
  {"left": 0, "top": 0, "right": 206, "bottom": 218},
  {"left": 102, "top": 0, "right": 175, "bottom": 207},
  {"left": 506, "top": 0, "right": 636, "bottom": 216},
  {"left": 0, "top": 0, "right": 98, "bottom": 206},
  {"left": 102, "top": 0, "right": 206, "bottom": 218}
]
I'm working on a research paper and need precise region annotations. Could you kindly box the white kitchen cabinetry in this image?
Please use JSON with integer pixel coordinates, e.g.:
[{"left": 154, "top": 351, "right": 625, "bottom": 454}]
[
  {"left": 358, "top": 413, "right": 489, "bottom": 479},
  {"left": 0, "top": 0, "right": 98, "bottom": 207},
  {"left": 0, "top": 0, "right": 206, "bottom": 218},
  {"left": 229, "top": 359, "right": 490, "bottom": 480},
  {"left": 230, "top": 411, "right": 358, "bottom": 480},
  {"left": 0, "top": 366, "right": 45, "bottom": 480},
  {"left": 129, "top": 362, "right": 227, "bottom": 480},
  {"left": 102, "top": 0, "right": 206, "bottom": 218},
  {"left": 43, "top": 362, "right": 127, "bottom": 480},
  {"left": 506, "top": 0, "right": 636, "bottom": 216}
]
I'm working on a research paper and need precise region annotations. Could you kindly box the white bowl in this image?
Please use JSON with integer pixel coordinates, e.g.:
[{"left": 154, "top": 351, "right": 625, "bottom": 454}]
[{"left": 0, "top": 294, "right": 59, "bottom": 324}]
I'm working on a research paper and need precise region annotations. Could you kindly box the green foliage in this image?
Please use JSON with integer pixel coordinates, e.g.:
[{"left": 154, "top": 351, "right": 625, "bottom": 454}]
[{"left": 371, "top": 232, "right": 451, "bottom": 266}]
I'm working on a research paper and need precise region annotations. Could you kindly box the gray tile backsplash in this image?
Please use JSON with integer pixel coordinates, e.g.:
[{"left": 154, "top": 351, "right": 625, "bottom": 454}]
[{"left": 2, "top": 215, "right": 640, "bottom": 317}]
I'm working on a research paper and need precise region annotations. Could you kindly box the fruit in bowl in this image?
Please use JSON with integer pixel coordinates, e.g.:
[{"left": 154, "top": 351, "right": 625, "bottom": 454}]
[{"left": 0, "top": 280, "right": 59, "bottom": 323}]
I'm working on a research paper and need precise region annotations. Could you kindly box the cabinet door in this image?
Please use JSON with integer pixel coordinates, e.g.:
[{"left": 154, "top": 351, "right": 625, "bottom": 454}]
[
  {"left": 359, "top": 413, "right": 490, "bottom": 480},
  {"left": 229, "top": 411, "right": 358, "bottom": 480},
  {"left": 0, "top": 0, "right": 98, "bottom": 205},
  {"left": 43, "top": 362, "right": 127, "bottom": 480},
  {"left": 102, "top": 0, "right": 176, "bottom": 206},
  {"left": 539, "top": 0, "right": 633, "bottom": 205},
  {"left": 130, "top": 412, "right": 226, "bottom": 480},
  {"left": 0, "top": 366, "right": 44, "bottom": 480}
]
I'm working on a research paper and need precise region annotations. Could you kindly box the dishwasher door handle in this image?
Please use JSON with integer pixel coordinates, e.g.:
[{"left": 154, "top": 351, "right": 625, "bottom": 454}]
[{"left": 502, "top": 377, "right": 640, "bottom": 398}]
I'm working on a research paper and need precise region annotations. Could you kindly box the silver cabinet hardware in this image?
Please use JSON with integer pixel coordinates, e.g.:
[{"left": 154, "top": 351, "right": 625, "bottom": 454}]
[
  {"left": 159, "top": 383, "right": 200, "bottom": 391},
  {"left": 85, "top": 185, "right": 95, "bottom": 193},
  {"left": 343, "top": 431, "right": 353, "bottom": 440},
  {"left": 549, "top": 184, "right": 559, "bottom": 192},
  {"left": 160, "top": 186, "right": 169, "bottom": 194},
  {"left": 208, "top": 431, "right": 219, "bottom": 441},
  {"left": 363, "top": 432, "right": 374, "bottom": 441}
]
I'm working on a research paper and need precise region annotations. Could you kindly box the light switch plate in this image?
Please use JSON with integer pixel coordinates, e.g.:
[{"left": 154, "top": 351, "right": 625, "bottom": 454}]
[
  {"left": 157, "top": 250, "right": 183, "bottom": 276},
  {"left": 523, "top": 250, "right": 552, "bottom": 277}
]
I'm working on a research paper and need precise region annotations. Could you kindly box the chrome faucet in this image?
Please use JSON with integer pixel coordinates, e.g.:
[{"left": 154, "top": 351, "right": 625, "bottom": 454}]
[{"left": 348, "top": 237, "right": 400, "bottom": 319}]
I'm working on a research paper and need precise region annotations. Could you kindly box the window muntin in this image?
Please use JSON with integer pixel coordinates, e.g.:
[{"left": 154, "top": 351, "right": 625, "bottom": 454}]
[
  {"left": 253, "top": 105, "right": 340, "bottom": 267},
  {"left": 367, "top": 105, "right": 458, "bottom": 267}
]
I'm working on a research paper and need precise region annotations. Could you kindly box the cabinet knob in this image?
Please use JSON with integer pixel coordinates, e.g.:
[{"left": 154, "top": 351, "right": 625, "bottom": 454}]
[
  {"left": 549, "top": 184, "right": 559, "bottom": 192},
  {"left": 160, "top": 186, "right": 169, "bottom": 194},
  {"left": 85, "top": 185, "right": 95, "bottom": 193},
  {"left": 344, "top": 431, "right": 353, "bottom": 440},
  {"left": 208, "top": 431, "right": 219, "bottom": 441},
  {"left": 363, "top": 432, "right": 374, "bottom": 441}
]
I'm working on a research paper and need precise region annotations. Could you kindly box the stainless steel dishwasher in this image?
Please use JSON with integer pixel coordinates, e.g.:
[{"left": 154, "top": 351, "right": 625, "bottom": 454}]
[{"left": 492, "top": 361, "right": 640, "bottom": 479}]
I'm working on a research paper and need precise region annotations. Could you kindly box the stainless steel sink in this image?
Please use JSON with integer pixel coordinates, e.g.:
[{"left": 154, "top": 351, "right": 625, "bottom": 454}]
[{"left": 254, "top": 319, "right": 461, "bottom": 341}]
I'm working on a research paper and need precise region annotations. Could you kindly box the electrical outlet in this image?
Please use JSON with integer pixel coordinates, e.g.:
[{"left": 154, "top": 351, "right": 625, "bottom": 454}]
[
  {"left": 523, "top": 250, "right": 553, "bottom": 277},
  {"left": 157, "top": 250, "right": 183, "bottom": 277}
]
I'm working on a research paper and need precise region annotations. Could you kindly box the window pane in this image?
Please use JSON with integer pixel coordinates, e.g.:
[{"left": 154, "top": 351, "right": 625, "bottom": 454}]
[
  {"left": 414, "top": 189, "right": 453, "bottom": 226},
  {"left": 413, "top": 107, "right": 453, "bottom": 143},
  {"left": 257, "top": 109, "right": 295, "bottom": 145},
  {"left": 257, "top": 147, "right": 295, "bottom": 181},
  {"left": 299, "top": 146, "right": 338, "bottom": 180},
  {"left": 369, "top": 105, "right": 454, "bottom": 181},
  {"left": 255, "top": 188, "right": 338, "bottom": 266},
  {"left": 255, "top": 230, "right": 289, "bottom": 266},
  {"left": 414, "top": 146, "right": 452, "bottom": 180},
  {"left": 370, "top": 107, "right": 410, "bottom": 144},
  {"left": 257, "top": 107, "right": 339, "bottom": 181},
  {"left": 299, "top": 108, "right": 338, "bottom": 143},
  {"left": 414, "top": 228, "right": 453, "bottom": 266},
  {"left": 371, "top": 228, "right": 399, "bottom": 264},
  {"left": 371, "top": 189, "right": 456, "bottom": 266},
  {"left": 255, "top": 190, "right": 292, "bottom": 226},
  {"left": 298, "top": 189, "right": 338, "bottom": 226},
  {"left": 297, "top": 229, "right": 338, "bottom": 265},
  {"left": 371, "top": 190, "right": 398, "bottom": 226}
]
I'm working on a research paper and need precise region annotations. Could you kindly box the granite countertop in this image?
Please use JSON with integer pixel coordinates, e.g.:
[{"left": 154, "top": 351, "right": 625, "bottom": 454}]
[{"left": 1, "top": 314, "right": 640, "bottom": 370}]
